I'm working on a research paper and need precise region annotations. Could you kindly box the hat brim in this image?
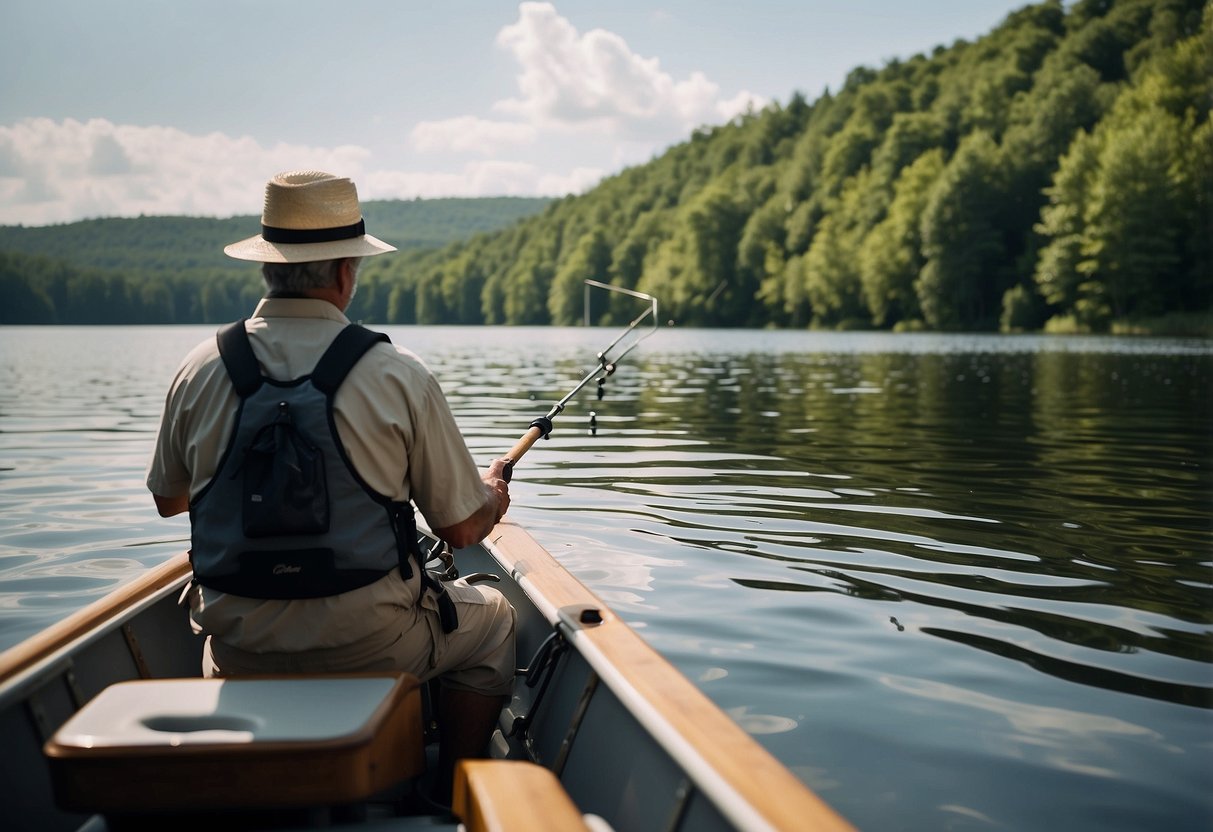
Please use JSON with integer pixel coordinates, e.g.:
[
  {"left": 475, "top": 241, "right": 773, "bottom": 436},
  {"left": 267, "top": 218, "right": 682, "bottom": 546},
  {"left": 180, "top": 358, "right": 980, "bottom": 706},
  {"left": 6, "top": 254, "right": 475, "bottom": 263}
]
[{"left": 223, "top": 233, "right": 397, "bottom": 264}]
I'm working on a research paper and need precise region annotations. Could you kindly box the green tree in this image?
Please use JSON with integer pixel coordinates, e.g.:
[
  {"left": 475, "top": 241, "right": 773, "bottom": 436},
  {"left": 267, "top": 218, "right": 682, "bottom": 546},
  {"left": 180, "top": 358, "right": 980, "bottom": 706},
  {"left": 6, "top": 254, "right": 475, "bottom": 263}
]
[
  {"left": 1034, "top": 130, "right": 1101, "bottom": 319},
  {"left": 742, "top": 196, "right": 793, "bottom": 326},
  {"left": 918, "top": 132, "right": 1009, "bottom": 329},
  {"left": 440, "top": 248, "right": 488, "bottom": 324},
  {"left": 549, "top": 230, "right": 612, "bottom": 325},
  {"left": 1000, "top": 283, "right": 1046, "bottom": 332},
  {"left": 413, "top": 263, "right": 447, "bottom": 324},
  {"left": 605, "top": 210, "right": 670, "bottom": 324},
  {"left": 803, "top": 211, "right": 864, "bottom": 327},
  {"left": 137, "top": 280, "right": 176, "bottom": 323},
  {"left": 859, "top": 149, "right": 945, "bottom": 327},
  {"left": 1078, "top": 111, "right": 1186, "bottom": 322},
  {"left": 0, "top": 256, "right": 56, "bottom": 323},
  {"left": 804, "top": 171, "right": 876, "bottom": 327},
  {"left": 387, "top": 280, "right": 415, "bottom": 324},
  {"left": 1179, "top": 116, "right": 1213, "bottom": 312},
  {"left": 870, "top": 112, "right": 947, "bottom": 188},
  {"left": 639, "top": 182, "right": 749, "bottom": 326},
  {"left": 497, "top": 226, "right": 559, "bottom": 325},
  {"left": 1033, "top": 9, "right": 1211, "bottom": 328}
]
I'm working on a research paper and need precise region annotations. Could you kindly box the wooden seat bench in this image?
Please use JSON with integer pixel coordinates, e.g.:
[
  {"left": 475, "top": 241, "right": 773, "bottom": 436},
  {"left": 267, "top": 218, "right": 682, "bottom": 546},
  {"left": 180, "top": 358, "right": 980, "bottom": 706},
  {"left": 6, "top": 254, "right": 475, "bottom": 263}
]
[{"left": 43, "top": 673, "right": 424, "bottom": 817}]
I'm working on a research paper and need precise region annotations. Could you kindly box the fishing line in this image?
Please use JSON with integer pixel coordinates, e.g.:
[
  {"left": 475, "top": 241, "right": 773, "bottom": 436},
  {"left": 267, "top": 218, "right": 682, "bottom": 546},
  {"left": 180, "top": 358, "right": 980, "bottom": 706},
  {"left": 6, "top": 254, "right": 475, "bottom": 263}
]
[
  {"left": 427, "top": 281, "right": 658, "bottom": 580},
  {"left": 502, "top": 280, "right": 659, "bottom": 482}
]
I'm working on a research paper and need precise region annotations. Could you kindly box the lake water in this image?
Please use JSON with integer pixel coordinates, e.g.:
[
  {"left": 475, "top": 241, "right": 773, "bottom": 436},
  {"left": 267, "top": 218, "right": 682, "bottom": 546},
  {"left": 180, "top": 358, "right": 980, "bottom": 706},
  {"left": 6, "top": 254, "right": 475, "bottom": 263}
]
[{"left": 1, "top": 325, "right": 1210, "bottom": 831}]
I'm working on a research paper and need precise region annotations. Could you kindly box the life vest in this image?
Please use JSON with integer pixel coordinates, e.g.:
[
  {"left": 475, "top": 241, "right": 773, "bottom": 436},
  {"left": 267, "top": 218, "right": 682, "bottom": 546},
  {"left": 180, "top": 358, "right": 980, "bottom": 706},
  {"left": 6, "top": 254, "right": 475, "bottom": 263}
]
[{"left": 189, "top": 320, "right": 422, "bottom": 603}]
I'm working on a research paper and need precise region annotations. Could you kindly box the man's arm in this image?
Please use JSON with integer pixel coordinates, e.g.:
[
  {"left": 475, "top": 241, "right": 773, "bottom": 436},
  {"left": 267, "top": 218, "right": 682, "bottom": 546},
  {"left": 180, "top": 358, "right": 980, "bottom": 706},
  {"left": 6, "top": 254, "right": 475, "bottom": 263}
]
[
  {"left": 433, "top": 459, "right": 511, "bottom": 548},
  {"left": 153, "top": 493, "right": 189, "bottom": 517}
]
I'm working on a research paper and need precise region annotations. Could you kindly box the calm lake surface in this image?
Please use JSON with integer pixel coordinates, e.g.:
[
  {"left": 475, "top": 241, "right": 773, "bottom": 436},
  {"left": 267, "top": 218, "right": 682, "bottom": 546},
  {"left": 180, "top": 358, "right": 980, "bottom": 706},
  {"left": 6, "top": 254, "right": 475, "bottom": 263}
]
[{"left": 1, "top": 325, "right": 1210, "bottom": 831}]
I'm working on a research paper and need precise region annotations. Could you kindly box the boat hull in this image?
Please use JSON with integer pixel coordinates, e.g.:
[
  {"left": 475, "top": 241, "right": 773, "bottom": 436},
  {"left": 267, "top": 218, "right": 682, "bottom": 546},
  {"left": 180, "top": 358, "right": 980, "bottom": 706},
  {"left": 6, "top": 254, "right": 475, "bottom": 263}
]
[{"left": 0, "top": 520, "right": 852, "bottom": 832}]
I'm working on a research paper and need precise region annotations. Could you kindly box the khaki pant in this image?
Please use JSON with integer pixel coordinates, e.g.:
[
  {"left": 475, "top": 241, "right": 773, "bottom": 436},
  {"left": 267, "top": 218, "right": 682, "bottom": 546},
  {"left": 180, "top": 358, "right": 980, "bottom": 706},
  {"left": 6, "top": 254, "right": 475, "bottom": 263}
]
[{"left": 203, "top": 578, "right": 516, "bottom": 697}]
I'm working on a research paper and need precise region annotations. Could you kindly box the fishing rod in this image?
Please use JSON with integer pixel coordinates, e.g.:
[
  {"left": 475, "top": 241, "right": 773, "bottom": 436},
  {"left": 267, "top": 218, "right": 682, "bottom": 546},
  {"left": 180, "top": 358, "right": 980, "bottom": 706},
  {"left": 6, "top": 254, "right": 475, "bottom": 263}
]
[
  {"left": 501, "top": 279, "right": 659, "bottom": 482},
  {"left": 428, "top": 281, "right": 659, "bottom": 582}
]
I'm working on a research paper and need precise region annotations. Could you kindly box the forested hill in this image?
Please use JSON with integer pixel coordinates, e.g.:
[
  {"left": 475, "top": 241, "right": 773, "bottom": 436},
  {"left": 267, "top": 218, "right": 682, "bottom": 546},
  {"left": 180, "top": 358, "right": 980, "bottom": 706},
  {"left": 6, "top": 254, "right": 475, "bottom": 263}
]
[
  {"left": 4, "top": 0, "right": 1211, "bottom": 332},
  {"left": 0, "top": 198, "right": 550, "bottom": 324},
  {"left": 361, "top": 0, "right": 1209, "bottom": 334}
]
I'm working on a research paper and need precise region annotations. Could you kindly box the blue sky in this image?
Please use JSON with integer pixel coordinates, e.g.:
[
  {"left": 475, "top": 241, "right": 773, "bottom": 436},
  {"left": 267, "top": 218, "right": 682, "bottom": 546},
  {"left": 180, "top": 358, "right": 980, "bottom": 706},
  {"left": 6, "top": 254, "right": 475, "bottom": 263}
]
[{"left": 0, "top": 1, "right": 1031, "bottom": 225}]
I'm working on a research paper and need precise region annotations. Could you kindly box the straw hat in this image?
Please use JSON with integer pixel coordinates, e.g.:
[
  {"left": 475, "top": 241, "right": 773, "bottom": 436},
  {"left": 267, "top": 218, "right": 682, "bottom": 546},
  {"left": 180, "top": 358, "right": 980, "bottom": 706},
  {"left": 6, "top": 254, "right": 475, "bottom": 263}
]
[{"left": 224, "top": 170, "right": 397, "bottom": 263}]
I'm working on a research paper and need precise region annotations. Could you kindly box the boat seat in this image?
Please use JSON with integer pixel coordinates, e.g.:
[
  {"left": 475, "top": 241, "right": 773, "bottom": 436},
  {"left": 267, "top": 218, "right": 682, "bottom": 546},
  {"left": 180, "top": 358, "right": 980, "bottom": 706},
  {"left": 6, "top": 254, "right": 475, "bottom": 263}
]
[
  {"left": 43, "top": 673, "right": 424, "bottom": 815},
  {"left": 454, "top": 759, "right": 602, "bottom": 832}
]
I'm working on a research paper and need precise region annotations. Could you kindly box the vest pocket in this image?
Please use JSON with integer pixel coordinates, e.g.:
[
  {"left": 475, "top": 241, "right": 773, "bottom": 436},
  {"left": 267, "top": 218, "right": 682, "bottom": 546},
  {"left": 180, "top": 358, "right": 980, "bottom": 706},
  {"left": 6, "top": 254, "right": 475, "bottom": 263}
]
[{"left": 239, "top": 401, "right": 330, "bottom": 537}]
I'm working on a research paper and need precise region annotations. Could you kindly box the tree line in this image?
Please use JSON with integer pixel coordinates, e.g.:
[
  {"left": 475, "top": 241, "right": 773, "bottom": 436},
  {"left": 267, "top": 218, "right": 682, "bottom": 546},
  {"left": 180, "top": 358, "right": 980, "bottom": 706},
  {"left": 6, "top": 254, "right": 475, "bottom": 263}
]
[
  {"left": 2, "top": 0, "right": 1210, "bottom": 333},
  {"left": 0, "top": 199, "right": 550, "bottom": 324}
]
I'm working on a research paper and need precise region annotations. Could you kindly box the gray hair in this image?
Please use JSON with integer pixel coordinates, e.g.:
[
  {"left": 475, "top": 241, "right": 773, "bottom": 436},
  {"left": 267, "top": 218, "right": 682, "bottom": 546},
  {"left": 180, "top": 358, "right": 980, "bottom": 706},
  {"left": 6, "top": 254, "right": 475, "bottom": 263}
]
[{"left": 261, "top": 257, "right": 362, "bottom": 295}]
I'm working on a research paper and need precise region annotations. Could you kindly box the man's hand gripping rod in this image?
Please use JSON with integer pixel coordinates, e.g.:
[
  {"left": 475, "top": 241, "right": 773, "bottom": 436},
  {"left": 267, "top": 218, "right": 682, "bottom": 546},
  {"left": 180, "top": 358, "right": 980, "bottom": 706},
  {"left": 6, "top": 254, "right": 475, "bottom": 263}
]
[{"left": 501, "top": 281, "right": 658, "bottom": 482}]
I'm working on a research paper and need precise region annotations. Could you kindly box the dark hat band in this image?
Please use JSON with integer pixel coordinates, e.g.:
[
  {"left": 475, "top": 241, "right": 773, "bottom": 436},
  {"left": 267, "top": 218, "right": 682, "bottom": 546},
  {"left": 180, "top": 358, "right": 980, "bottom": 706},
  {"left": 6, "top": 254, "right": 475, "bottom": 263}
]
[{"left": 261, "top": 219, "right": 366, "bottom": 244}]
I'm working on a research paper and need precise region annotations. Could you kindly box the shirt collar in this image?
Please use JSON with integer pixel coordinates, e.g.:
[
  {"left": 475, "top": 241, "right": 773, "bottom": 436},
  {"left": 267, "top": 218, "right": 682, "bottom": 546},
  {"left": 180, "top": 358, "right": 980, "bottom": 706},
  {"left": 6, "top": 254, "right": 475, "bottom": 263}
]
[{"left": 252, "top": 296, "right": 350, "bottom": 324}]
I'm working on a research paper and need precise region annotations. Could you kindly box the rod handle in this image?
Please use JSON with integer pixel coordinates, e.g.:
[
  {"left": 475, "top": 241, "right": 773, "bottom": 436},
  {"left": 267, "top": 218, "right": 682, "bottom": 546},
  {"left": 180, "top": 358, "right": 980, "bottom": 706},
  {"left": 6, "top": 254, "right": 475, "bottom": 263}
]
[
  {"left": 503, "top": 427, "right": 544, "bottom": 482},
  {"left": 502, "top": 415, "right": 554, "bottom": 482}
]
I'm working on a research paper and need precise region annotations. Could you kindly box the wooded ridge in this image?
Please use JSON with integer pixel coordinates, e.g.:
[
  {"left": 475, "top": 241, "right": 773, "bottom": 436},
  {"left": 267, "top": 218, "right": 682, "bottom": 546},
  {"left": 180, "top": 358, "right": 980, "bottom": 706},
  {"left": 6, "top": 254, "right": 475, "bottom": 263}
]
[
  {"left": 0, "top": 198, "right": 550, "bottom": 324},
  {"left": 2, "top": 0, "right": 1209, "bottom": 333}
]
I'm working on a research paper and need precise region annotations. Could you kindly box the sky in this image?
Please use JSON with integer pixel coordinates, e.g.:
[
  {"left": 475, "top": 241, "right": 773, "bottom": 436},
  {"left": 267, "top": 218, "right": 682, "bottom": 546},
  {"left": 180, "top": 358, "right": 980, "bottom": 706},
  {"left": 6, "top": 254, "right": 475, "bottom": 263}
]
[{"left": 0, "top": 0, "right": 1033, "bottom": 226}]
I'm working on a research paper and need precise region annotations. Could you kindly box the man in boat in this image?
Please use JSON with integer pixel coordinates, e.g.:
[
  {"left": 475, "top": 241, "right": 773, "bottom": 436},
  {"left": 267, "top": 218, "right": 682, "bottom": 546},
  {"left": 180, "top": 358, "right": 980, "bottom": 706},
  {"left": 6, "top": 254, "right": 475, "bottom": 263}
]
[{"left": 146, "top": 170, "right": 515, "bottom": 801}]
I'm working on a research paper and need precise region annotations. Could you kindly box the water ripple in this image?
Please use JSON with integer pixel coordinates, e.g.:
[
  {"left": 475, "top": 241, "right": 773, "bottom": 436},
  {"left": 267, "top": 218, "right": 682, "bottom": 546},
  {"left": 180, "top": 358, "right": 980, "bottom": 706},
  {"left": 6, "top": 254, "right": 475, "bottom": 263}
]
[{"left": 2, "top": 325, "right": 1210, "bottom": 831}]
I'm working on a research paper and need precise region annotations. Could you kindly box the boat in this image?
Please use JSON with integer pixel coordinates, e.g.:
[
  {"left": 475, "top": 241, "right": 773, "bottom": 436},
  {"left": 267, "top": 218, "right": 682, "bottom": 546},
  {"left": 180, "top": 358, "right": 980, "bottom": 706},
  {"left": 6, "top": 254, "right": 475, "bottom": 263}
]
[{"left": 0, "top": 518, "right": 854, "bottom": 832}]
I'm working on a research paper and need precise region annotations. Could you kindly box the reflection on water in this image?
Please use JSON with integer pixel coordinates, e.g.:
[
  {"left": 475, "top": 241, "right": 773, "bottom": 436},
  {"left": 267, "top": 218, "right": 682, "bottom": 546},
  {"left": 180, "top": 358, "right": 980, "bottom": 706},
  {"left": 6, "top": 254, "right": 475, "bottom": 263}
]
[{"left": 1, "top": 325, "right": 1210, "bottom": 831}]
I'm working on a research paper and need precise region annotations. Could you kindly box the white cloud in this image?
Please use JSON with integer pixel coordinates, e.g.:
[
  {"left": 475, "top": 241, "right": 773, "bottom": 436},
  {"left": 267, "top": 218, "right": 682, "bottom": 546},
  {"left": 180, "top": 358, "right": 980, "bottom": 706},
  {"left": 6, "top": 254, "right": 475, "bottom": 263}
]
[
  {"left": 0, "top": 117, "right": 373, "bottom": 224},
  {"left": 492, "top": 2, "right": 767, "bottom": 136},
  {"left": 537, "top": 165, "right": 605, "bottom": 197},
  {"left": 362, "top": 160, "right": 601, "bottom": 200},
  {"left": 410, "top": 116, "right": 537, "bottom": 155},
  {"left": 86, "top": 133, "right": 133, "bottom": 176},
  {"left": 0, "top": 118, "right": 595, "bottom": 224},
  {"left": 0, "top": 6, "right": 759, "bottom": 223},
  {"left": 715, "top": 89, "right": 765, "bottom": 121}
]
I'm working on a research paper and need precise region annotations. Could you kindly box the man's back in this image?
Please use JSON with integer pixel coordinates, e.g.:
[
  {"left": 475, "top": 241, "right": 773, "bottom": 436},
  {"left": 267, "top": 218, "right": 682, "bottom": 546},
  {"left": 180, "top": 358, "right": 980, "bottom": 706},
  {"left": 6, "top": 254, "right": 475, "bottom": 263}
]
[{"left": 147, "top": 171, "right": 515, "bottom": 800}]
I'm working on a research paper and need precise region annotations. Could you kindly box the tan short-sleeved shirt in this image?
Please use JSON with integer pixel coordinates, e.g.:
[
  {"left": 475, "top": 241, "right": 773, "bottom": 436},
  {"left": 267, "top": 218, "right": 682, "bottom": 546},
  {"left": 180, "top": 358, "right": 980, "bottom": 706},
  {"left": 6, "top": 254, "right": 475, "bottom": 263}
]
[{"left": 148, "top": 298, "right": 491, "bottom": 652}]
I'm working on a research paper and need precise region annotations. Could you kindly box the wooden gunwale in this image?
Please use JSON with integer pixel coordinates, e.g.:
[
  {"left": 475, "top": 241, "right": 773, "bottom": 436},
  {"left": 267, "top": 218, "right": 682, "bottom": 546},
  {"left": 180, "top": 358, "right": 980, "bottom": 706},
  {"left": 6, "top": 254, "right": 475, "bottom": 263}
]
[
  {"left": 486, "top": 518, "right": 854, "bottom": 832},
  {"left": 0, "top": 552, "right": 192, "bottom": 699}
]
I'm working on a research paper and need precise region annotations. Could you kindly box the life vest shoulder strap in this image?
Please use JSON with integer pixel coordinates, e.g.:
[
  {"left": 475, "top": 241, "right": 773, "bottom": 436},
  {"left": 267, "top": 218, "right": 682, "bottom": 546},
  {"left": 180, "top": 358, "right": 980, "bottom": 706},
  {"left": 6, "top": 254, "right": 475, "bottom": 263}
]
[
  {"left": 312, "top": 324, "right": 391, "bottom": 396},
  {"left": 216, "top": 319, "right": 261, "bottom": 398},
  {"left": 216, "top": 320, "right": 390, "bottom": 398}
]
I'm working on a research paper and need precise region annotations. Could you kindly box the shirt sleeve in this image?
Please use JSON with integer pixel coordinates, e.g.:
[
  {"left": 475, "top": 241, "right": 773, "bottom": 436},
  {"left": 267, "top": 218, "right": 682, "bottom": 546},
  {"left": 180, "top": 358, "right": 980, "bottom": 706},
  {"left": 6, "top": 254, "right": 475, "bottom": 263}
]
[
  {"left": 146, "top": 336, "right": 235, "bottom": 501},
  {"left": 334, "top": 344, "right": 487, "bottom": 531},
  {"left": 407, "top": 372, "right": 489, "bottom": 530},
  {"left": 146, "top": 364, "right": 192, "bottom": 499}
]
